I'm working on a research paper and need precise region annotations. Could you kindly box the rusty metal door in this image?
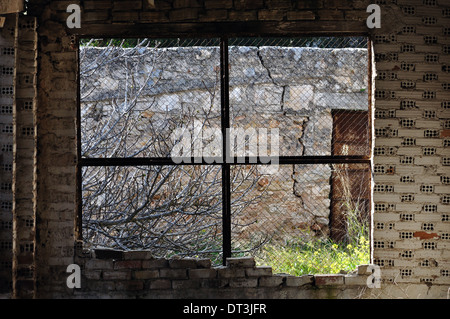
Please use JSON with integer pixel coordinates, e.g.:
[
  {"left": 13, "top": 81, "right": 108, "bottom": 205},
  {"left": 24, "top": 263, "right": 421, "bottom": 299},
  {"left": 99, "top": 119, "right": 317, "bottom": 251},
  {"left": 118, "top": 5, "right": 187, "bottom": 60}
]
[{"left": 330, "top": 110, "right": 371, "bottom": 243}]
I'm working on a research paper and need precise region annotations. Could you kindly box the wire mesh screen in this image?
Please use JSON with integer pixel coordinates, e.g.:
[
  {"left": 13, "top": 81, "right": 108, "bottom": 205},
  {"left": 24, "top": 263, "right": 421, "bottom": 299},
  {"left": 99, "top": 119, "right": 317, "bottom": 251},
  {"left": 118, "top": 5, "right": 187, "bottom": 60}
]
[
  {"left": 229, "top": 37, "right": 369, "bottom": 157},
  {"left": 80, "top": 38, "right": 221, "bottom": 159},
  {"left": 231, "top": 163, "right": 371, "bottom": 274},
  {"left": 82, "top": 165, "right": 224, "bottom": 264},
  {"left": 80, "top": 36, "right": 371, "bottom": 273}
]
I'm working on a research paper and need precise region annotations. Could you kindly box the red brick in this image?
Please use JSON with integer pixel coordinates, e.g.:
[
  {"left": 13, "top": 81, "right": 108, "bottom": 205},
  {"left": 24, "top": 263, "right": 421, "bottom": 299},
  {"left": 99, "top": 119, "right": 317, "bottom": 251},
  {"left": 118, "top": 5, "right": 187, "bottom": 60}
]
[
  {"left": 169, "top": 258, "right": 197, "bottom": 269},
  {"left": 413, "top": 231, "right": 439, "bottom": 240},
  {"left": 112, "top": 11, "right": 140, "bottom": 22},
  {"left": 217, "top": 268, "right": 246, "bottom": 278},
  {"left": 285, "top": 275, "right": 314, "bottom": 287},
  {"left": 228, "top": 10, "right": 257, "bottom": 21},
  {"left": 245, "top": 266, "right": 272, "bottom": 277},
  {"left": 229, "top": 277, "right": 258, "bottom": 288},
  {"left": 83, "top": 11, "right": 110, "bottom": 23},
  {"left": 84, "top": 1, "right": 112, "bottom": 10},
  {"left": 113, "top": 1, "right": 142, "bottom": 11},
  {"left": 149, "top": 279, "right": 171, "bottom": 289},
  {"left": 314, "top": 274, "right": 345, "bottom": 286},
  {"left": 199, "top": 9, "right": 228, "bottom": 22},
  {"left": 258, "top": 276, "right": 283, "bottom": 287},
  {"left": 189, "top": 269, "right": 217, "bottom": 279},
  {"left": 318, "top": 9, "right": 345, "bottom": 21},
  {"left": 142, "top": 258, "right": 169, "bottom": 269},
  {"left": 266, "top": 0, "right": 291, "bottom": 9},
  {"left": 323, "top": 0, "right": 353, "bottom": 9},
  {"left": 85, "top": 259, "right": 113, "bottom": 270},
  {"left": 102, "top": 270, "right": 132, "bottom": 280},
  {"left": 258, "top": 10, "right": 284, "bottom": 21},
  {"left": 226, "top": 257, "right": 255, "bottom": 268},
  {"left": 160, "top": 268, "right": 188, "bottom": 279},
  {"left": 296, "top": 0, "right": 323, "bottom": 9},
  {"left": 196, "top": 259, "right": 212, "bottom": 268},
  {"left": 169, "top": 8, "right": 198, "bottom": 21},
  {"left": 134, "top": 270, "right": 160, "bottom": 279},
  {"left": 172, "top": 279, "right": 201, "bottom": 289},
  {"left": 123, "top": 250, "right": 152, "bottom": 260},
  {"left": 115, "top": 280, "right": 144, "bottom": 291},
  {"left": 114, "top": 260, "right": 142, "bottom": 270},
  {"left": 205, "top": 0, "right": 233, "bottom": 9},
  {"left": 173, "top": 0, "right": 202, "bottom": 8},
  {"left": 234, "top": 0, "right": 264, "bottom": 10},
  {"left": 140, "top": 11, "right": 169, "bottom": 22},
  {"left": 287, "top": 11, "right": 316, "bottom": 20},
  {"left": 440, "top": 129, "right": 450, "bottom": 137}
]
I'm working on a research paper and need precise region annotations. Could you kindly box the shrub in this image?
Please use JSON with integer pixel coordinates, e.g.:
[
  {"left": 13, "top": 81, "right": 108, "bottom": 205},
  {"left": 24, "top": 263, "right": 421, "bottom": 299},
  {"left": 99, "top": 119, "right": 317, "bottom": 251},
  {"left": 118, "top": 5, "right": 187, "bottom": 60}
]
[{"left": 256, "top": 235, "right": 370, "bottom": 276}]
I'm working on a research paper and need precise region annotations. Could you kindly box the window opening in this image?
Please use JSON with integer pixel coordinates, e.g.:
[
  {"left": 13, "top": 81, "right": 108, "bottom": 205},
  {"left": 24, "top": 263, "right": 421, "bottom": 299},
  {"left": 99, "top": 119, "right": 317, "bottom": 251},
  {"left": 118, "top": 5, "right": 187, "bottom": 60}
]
[{"left": 79, "top": 36, "right": 372, "bottom": 274}]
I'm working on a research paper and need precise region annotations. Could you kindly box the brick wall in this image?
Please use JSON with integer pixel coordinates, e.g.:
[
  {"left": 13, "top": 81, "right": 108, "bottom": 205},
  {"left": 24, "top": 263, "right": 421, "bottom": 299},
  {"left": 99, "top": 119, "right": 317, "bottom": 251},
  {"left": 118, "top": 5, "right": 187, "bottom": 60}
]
[
  {"left": 2, "top": 0, "right": 447, "bottom": 298},
  {"left": 73, "top": 247, "right": 375, "bottom": 299},
  {"left": 12, "top": 15, "right": 37, "bottom": 299}
]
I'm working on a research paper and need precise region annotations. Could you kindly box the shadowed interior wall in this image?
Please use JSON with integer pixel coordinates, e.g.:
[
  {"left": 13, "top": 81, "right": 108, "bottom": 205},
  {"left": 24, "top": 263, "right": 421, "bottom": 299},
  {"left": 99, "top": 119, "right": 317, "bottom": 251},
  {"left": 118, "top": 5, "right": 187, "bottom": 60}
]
[{"left": 0, "top": 0, "right": 448, "bottom": 298}]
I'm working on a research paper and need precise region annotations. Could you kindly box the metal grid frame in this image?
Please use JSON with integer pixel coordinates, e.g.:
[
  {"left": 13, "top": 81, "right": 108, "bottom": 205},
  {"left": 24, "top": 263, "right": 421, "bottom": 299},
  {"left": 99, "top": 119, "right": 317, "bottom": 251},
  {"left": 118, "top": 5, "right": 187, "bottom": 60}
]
[{"left": 77, "top": 35, "right": 373, "bottom": 266}]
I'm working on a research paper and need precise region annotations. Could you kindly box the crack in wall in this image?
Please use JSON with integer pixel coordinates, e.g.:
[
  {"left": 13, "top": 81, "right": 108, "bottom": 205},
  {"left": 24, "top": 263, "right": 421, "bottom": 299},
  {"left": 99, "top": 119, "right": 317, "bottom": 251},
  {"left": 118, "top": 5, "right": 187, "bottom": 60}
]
[
  {"left": 256, "top": 48, "right": 275, "bottom": 84},
  {"left": 256, "top": 49, "right": 314, "bottom": 225},
  {"left": 280, "top": 85, "right": 286, "bottom": 112},
  {"left": 256, "top": 48, "right": 285, "bottom": 111}
]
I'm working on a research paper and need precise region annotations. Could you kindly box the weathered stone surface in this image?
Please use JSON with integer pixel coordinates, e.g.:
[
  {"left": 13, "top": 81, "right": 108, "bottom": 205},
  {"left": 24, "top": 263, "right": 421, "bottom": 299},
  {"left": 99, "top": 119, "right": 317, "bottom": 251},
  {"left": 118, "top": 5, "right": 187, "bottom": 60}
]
[
  {"left": 148, "top": 279, "right": 171, "bottom": 290},
  {"left": 123, "top": 250, "right": 153, "bottom": 260},
  {"left": 229, "top": 277, "right": 259, "bottom": 288},
  {"left": 85, "top": 259, "right": 114, "bottom": 270},
  {"left": 285, "top": 275, "right": 314, "bottom": 287},
  {"left": 314, "top": 274, "right": 345, "bottom": 286},
  {"left": 226, "top": 257, "right": 256, "bottom": 268},
  {"left": 102, "top": 270, "right": 132, "bottom": 280},
  {"left": 159, "top": 268, "right": 188, "bottom": 279},
  {"left": 142, "top": 258, "right": 169, "bottom": 269},
  {"left": 134, "top": 270, "right": 160, "bottom": 280},
  {"left": 344, "top": 274, "right": 369, "bottom": 286},
  {"left": 245, "top": 266, "right": 273, "bottom": 277},
  {"left": 217, "top": 267, "right": 246, "bottom": 278},
  {"left": 169, "top": 257, "right": 198, "bottom": 269},
  {"left": 189, "top": 268, "right": 217, "bottom": 279},
  {"left": 114, "top": 260, "right": 142, "bottom": 270},
  {"left": 259, "top": 276, "right": 284, "bottom": 287}
]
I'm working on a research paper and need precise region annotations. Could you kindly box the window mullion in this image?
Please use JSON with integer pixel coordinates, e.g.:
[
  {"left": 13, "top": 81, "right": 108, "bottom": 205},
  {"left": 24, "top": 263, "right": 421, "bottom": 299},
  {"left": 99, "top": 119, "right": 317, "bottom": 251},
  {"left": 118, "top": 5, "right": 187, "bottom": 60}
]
[{"left": 220, "top": 36, "right": 232, "bottom": 265}]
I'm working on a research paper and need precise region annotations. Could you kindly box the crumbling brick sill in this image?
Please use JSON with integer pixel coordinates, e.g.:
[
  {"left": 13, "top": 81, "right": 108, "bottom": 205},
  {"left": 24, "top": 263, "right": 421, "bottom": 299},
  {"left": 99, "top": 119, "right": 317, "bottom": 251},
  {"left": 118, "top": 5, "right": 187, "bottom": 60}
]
[{"left": 73, "top": 247, "right": 372, "bottom": 298}]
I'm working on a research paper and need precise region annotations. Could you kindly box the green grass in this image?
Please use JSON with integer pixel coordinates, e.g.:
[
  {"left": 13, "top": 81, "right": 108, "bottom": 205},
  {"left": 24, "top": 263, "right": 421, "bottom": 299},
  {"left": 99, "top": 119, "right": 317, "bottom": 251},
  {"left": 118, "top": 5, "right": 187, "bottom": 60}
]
[
  {"left": 255, "top": 202, "right": 370, "bottom": 276},
  {"left": 255, "top": 235, "right": 370, "bottom": 276}
]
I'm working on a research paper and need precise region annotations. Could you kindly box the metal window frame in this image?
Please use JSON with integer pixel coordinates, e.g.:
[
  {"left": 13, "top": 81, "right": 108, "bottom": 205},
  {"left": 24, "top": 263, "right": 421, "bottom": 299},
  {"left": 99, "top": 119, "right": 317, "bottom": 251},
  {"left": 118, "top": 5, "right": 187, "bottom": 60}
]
[{"left": 76, "top": 34, "right": 372, "bottom": 265}]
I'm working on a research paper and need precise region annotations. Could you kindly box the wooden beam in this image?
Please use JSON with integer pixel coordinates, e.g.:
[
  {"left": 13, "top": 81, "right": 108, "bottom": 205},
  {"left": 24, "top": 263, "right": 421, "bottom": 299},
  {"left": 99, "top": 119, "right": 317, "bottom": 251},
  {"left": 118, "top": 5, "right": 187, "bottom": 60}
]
[
  {"left": 70, "top": 21, "right": 368, "bottom": 38},
  {"left": 0, "top": 0, "right": 24, "bottom": 14}
]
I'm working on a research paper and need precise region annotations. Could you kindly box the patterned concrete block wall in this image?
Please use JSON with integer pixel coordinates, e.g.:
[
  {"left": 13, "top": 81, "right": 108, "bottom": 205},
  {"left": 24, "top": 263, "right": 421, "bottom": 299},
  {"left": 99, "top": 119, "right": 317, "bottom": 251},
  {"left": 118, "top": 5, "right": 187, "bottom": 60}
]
[
  {"left": 0, "top": 13, "right": 37, "bottom": 297},
  {"left": 371, "top": 0, "right": 450, "bottom": 296},
  {"left": 0, "top": 14, "right": 15, "bottom": 294},
  {"left": 4, "top": 0, "right": 447, "bottom": 298}
]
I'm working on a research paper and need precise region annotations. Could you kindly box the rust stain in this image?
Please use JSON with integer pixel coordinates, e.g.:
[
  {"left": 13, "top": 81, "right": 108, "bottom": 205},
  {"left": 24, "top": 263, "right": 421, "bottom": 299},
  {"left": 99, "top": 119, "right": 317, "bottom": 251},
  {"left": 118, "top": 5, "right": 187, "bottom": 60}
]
[
  {"left": 141, "top": 111, "right": 155, "bottom": 119},
  {"left": 413, "top": 231, "right": 439, "bottom": 240}
]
